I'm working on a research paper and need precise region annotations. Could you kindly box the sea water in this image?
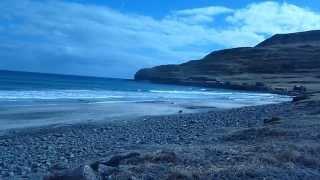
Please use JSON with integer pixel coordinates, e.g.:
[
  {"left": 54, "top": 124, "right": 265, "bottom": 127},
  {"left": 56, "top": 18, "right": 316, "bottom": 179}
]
[{"left": 0, "top": 70, "right": 291, "bottom": 106}]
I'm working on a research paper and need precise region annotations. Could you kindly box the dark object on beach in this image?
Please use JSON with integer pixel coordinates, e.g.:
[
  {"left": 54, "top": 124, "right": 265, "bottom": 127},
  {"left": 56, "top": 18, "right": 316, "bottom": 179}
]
[
  {"left": 103, "top": 152, "right": 141, "bottom": 167},
  {"left": 255, "top": 82, "right": 266, "bottom": 87},
  {"left": 151, "top": 150, "right": 178, "bottom": 164},
  {"left": 49, "top": 163, "right": 68, "bottom": 172},
  {"left": 178, "top": 110, "right": 183, "bottom": 114},
  {"left": 43, "top": 165, "right": 97, "bottom": 180},
  {"left": 225, "top": 81, "right": 231, "bottom": 86},
  {"left": 167, "top": 171, "right": 194, "bottom": 180},
  {"left": 264, "top": 117, "right": 281, "bottom": 124},
  {"left": 97, "top": 164, "right": 119, "bottom": 177},
  {"left": 274, "top": 87, "right": 288, "bottom": 92},
  {"left": 292, "top": 95, "right": 309, "bottom": 102},
  {"left": 188, "top": 76, "right": 211, "bottom": 81},
  {"left": 293, "top": 85, "right": 307, "bottom": 93},
  {"left": 241, "top": 82, "right": 249, "bottom": 87}
]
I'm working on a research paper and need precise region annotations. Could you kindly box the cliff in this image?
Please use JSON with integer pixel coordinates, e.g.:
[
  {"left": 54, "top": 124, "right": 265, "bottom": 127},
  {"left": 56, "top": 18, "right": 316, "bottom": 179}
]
[{"left": 135, "top": 30, "right": 320, "bottom": 96}]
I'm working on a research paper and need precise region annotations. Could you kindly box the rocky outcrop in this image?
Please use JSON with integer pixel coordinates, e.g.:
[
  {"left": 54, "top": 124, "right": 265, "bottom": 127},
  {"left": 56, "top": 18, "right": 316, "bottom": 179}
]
[{"left": 135, "top": 30, "right": 320, "bottom": 95}]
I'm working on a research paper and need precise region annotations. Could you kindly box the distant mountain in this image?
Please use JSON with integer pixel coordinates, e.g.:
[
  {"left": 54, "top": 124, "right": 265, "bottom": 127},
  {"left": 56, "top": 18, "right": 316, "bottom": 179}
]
[
  {"left": 135, "top": 30, "right": 320, "bottom": 94},
  {"left": 256, "top": 30, "right": 320, "bottom": 47}
]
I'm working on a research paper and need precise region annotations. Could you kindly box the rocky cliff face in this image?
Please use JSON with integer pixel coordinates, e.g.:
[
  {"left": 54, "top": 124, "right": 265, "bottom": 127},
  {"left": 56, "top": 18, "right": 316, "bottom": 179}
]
[{"left": 135, "top": 30, "right": 320, "bottom": 94}]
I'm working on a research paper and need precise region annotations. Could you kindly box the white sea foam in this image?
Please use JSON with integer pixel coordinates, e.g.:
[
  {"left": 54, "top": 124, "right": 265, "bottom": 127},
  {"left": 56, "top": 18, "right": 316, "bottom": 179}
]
[
  {"left": 0, "top": 90, "right": 124, "bottom": 100},
  {"left": 149, "top": 90, "right": 234, "bottom": 95},
  {"left": 0, "top": 89, "right": 292, "bottom": 105}
]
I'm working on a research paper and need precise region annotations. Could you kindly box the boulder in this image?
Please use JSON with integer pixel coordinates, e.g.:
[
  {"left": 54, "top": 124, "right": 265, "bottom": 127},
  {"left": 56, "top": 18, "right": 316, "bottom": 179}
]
[
  {"left": 293, "top": 85, "right": 307, "bottom": 92},
  {"left": 255, "top": 82, "right": 266, "bottom": 87},
  {"left": 102, "top": 152, "right": 141, "bottom": 167},
  {"left": 98, "top": 164, "right": 119, "bottom": 177},
  {"left": 292, "top": 95, "right": 309, "bottom": 102},
  {"left": 151, "top": 151, "right": 178, "bottom": 164},
  {"left": 43, "top": 165, "right": 98, "bottom": 180},
  {"left": 264, "top": 117, "right": 281, "bottom": 124}
]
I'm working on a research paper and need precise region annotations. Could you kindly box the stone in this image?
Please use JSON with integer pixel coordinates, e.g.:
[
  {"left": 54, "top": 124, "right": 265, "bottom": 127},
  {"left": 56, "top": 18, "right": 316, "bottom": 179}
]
[
  {"left": 44, "top": 165, "right": 98, "bottom": 180},
  {"left": 264, "top": 117, "right": 281, "bottom": 124},
  {"left": 293, "top": 85, "right": 307, "bottom": 92},
  {"left": 98, "top": 164, "right": 119, "bottom": 177},
  {"left": 255, "top": 82, "right": 266, "bottom": 87},
  {"left": 103, "top": 152, "right": 140, "bottom": 167},
  {"left": 151, "top": 150, "right": 177, "bottom": 163},
  {"left": 50, "top": 163, "right": 68, "bottom": 171},
  {"left": 292, "top": 95, "right": 309, "bottom": 102}
]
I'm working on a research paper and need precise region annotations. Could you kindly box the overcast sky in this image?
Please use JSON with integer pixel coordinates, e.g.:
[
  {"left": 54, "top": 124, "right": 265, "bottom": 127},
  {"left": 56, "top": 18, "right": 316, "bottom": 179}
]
[{"left": 1, "top": 0, "right": 320, "bottom": 78}]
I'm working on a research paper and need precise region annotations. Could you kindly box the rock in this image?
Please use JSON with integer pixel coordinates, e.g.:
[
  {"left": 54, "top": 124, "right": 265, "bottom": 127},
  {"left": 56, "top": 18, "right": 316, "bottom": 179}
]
[
  {"left": 103, "top": 152, "right": 141, "bottom": 167},
  {"left": 241, "top": 82, "right": 249, "bottom": 86},
  {"left": 264, "top": 117, "right": 281, "bottom": 124},
  {"left": 43, "top": 165, "right": 98, "bottom": 180},
  {"left": 109, "top": 171, "right": 137, "bottom": 180},
  {"left": 151, "top": 151, "right": 177, "bottom": 164},
  {"left": 98, "top": 164, "right": 119, "bottom": 177},
  {"left": 0, "top": 140, "right": 9, "bottom": 147},
  {"left": 52, "top": 134, "right": 64, "bottom": 138},
  {"left": 274, "top": 87, "right": 288, "bottom": 92},
  {"left": 167, "top": 171, "right": 193, "bottom": 180},
  {"left": 255, "top": 82, "right": 266, "bottom": 87},
  {"left": 31, "top": 163, "right": 40, "bottom": 170},
  {"left": 118, "top": 137, "right": 127, "bottom": 141},
  {"left": 292, "top": 95, "right": 309, "bottom": 102},
  {"left": 188, "top": 76, "right": 211, "bottom": 81},
  {"left": 293, "top": 85, "right": 307, "bottom": 92},
  {"left": 50, "top": 163, "right": 68, "bottom": 171}
]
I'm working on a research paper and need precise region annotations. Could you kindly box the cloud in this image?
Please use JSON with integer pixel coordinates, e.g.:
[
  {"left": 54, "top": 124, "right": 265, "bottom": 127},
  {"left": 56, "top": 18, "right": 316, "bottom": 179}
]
[
  {"left": 0, "top": 1, "right": 320, "bottom": 78},
  {"left": 169, "top": 6, "right": 234, "bottom": 24},
  {"left": 226, "top": 1, "right": 320, "bottom": 35}
]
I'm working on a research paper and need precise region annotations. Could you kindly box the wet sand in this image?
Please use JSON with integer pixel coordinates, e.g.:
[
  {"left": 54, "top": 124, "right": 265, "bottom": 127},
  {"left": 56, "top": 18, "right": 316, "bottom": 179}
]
[{"left": 0, "top": 100, "right": 208, "bottom": 132}]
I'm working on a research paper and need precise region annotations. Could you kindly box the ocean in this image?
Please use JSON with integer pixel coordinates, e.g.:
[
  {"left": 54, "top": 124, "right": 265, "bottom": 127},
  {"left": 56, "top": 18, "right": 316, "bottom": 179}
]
[{"left": 0, "top": 70, "right": 291, "bottom": 106}]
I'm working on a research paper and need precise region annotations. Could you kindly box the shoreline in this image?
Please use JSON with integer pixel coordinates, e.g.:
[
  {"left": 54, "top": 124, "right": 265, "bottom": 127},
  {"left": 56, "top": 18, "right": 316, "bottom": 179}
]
[
  {"left": 0, "top": 101, "right": 284, "bottom": 138},
  {"left": 134, "top": 79, "right": 306, "bottom": 98},
  {"left": 1, "top": 99, "right": 319, "bottom": 179},
  {"left": 0, "top": 89, "right": 291, "bottom": 132},
  {"left": 0, "top": 100, "right": 210, "bottom": 133}
]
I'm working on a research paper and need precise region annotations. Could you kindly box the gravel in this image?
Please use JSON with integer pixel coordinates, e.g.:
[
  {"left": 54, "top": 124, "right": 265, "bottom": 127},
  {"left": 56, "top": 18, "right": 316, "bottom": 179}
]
[{"left": 1, "top": 101, "right": 319, "bottom": 179}]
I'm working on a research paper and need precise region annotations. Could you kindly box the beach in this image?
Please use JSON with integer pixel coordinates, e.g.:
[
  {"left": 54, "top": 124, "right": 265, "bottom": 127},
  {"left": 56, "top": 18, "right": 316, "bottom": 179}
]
[
  {"left": 0, "top": 70, "right": 301, "bottom": 179},
  {"left": 1, "top": 99, "right": 319, "bottom": 179},
  {"left": 1, "top": 2, "right": 320, "bottom": 179}
]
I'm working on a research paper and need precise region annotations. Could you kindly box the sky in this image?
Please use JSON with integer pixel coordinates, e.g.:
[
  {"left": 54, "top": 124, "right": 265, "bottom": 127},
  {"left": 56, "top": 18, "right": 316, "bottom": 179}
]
[{"left": 1, "top": 0, "right": 320, "bottom": 78}]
